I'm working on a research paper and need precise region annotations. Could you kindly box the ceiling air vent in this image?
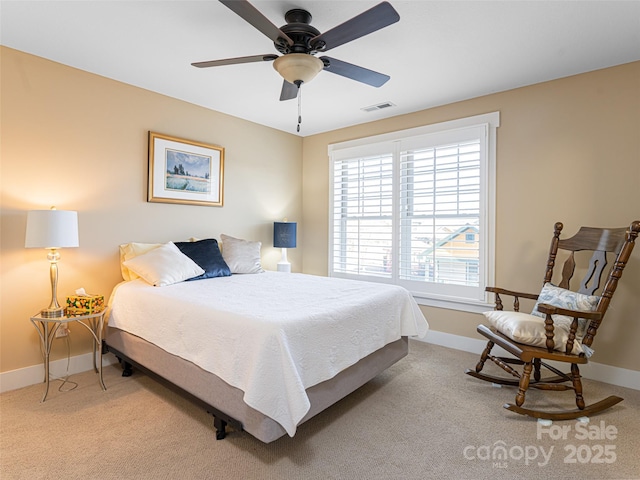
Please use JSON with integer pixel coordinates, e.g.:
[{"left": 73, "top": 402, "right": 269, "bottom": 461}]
[{"left": 361, "top": 101, "right": 396, "bottom": 113}]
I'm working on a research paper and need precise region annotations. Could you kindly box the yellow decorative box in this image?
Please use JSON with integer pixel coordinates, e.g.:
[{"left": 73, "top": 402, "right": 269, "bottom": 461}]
[{"left": 66, "top": 294, "right": 105, "bottom": 314}]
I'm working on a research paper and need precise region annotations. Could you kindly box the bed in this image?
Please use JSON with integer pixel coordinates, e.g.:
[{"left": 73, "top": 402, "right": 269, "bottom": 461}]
[{"left": 105, "top": 239, "right": 429, "bottom": 443}]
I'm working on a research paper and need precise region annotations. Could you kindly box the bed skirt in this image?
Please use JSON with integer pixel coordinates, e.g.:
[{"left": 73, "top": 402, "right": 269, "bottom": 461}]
[{"left": 105, "top": 326, "right": 408, "bottom": 443}]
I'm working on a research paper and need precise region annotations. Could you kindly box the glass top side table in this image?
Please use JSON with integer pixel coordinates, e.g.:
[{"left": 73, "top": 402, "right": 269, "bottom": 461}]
[{"left": 30, "top": 309, "right": 107, "bottom": 402}]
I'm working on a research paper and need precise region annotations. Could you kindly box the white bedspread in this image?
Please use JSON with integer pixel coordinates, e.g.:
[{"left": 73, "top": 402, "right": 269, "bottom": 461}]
[{"left": 108, "top": 272, "right": 428, "bottom": 436}]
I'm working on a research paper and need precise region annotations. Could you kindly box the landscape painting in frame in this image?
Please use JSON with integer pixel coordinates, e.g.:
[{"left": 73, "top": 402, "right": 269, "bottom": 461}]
[{"left": 148, "top": 132, "right": 224, "bottom": 206}]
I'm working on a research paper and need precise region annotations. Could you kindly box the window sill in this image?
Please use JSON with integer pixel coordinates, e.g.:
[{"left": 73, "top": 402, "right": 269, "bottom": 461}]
[{"left": 412, "top": 293, "right": 493, "bottom": 314}]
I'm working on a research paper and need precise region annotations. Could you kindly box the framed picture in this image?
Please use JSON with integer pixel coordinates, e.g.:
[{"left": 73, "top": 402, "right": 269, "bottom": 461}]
[{"left": 148, "top": 132, "right": 224, "bottom": 207}]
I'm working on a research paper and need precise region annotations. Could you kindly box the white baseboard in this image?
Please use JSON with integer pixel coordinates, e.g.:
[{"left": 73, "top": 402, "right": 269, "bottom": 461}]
[
  {"left": 0, "top": 352, "right": 118, "bottom": 394},
  {"left": 3, "top": 331, "right": 638, "bottom": 394},
  {"left": 418, "top": 330, "right": 640, "bottom": 391}
]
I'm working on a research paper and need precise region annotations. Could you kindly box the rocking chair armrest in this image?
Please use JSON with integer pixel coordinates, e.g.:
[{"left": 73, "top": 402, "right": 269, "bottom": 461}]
[
  {"left": 485, "top": 287, "right": 539, "bottom": 301},
  {"left": 535, "top": 303, "right": 603, "bottom": 321},
  {"left": 536, "top": 303, "right": 602, "bottom": 353}
]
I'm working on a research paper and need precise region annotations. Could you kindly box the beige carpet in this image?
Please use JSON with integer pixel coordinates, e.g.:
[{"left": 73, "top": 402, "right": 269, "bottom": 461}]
[{"left": 1, "top": 340, "right": 639, "bottom": 480}]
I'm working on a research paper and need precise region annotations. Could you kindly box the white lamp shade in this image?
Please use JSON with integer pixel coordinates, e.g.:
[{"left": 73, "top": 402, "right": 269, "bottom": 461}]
[
  {"left": 273, "top": 54, "right": 324, "bottom": 84},
  {"left": 25, "top": 209, "right": 79, "bottom": 249}
]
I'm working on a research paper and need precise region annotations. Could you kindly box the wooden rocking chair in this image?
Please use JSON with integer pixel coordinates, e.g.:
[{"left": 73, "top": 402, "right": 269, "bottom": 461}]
[{"left": 466, "top": 220, "right": 639, "bottom": 420}]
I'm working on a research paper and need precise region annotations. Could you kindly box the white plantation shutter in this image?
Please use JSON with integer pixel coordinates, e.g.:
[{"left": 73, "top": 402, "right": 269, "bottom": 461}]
[
  {"left": 399, "top": 128, "right": 483, "bottom": 288},
  {"left": 329, "top": 113, "right": 499, "bottom": 311},
  {"left": 332, "top": 153, "right": 394, "bottom": 278}
]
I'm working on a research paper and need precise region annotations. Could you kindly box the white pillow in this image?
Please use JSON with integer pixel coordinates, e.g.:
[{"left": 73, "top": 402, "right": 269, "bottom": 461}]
[
  {"left": 220, "top": 234, "right": 264, "bottom": 274},
  {"left": 483, "top": 310, "right": 584, "bottom": 355},
  {"left": 119, "top": 242, "right": 162, "bottom": 281},
  {"left": 122, "top": 242, "right": 204, "bottom": 286}
]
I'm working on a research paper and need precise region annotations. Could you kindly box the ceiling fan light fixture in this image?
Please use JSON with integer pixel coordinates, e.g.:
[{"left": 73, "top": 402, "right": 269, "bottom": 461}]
[{"left": 273, "top": 54, "right": 324, "bottom": 85}]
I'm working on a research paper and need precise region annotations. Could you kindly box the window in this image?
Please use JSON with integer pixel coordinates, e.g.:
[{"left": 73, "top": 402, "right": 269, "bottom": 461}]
[{"left": 329, "top": 112, "right": 499, "bottom": 312}]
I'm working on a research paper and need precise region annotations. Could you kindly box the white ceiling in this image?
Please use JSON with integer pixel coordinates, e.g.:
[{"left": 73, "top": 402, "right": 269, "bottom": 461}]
[{"left": 2, "top": 1, "right": 639, "bottom": 136}]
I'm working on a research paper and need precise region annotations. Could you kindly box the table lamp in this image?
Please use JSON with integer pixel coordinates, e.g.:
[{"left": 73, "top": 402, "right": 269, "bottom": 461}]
[
  {"left": 273, "top": 220, "right": 297, "bottom": 273},
  {"left": 25, "top": 207, "right": 79, "bottom": 318}
]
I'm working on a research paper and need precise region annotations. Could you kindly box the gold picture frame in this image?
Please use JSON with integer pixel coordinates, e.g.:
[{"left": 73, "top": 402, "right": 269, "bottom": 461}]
[{"left": 148, "top": 132, "right": 224, "bottom": 207}]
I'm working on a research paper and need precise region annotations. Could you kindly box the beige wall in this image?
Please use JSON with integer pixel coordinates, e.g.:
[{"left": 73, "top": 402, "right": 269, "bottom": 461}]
[
  {"left": 2, "top": 46, "right": 638, "bottom": 378},
  {"left": 302, "top": 61, "right": 640, "bottom": 372},
  {"left": 1, "top": 47, "right": 303, "bottom": 373}
]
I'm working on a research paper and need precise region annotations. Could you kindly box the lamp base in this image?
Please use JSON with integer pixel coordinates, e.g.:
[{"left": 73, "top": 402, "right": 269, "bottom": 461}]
[
  {"left": 40, "top": 307, "right": 65, "bottom": 318},
  {"left": 277, "top": 247, "right": 292, "bottom": 273},
  {"left": 277, "top": 262, "right": 291, "bottom": 273}
]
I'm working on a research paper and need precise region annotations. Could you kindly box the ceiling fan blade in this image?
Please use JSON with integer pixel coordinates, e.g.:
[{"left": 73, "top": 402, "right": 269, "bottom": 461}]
[
  {"left": 320, "top": 56, "right": 390, "bottom": 87},
  {"left": 279, "top": 80, "right": 299, "bottom": 101},
  {"left": 311, "top": 2, "right": 399, "bottom": 52},
  {"left": 219, "top": 0, "right": 293, "bottom": 47},
  {"left": 192, "top": 54, "right": 277, "bottom": 68}
]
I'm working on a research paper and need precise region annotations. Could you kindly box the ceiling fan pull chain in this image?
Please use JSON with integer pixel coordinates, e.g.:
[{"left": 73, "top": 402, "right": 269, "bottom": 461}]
[{"left": 297, "top": 85, "right": 302, "bottom": 133}]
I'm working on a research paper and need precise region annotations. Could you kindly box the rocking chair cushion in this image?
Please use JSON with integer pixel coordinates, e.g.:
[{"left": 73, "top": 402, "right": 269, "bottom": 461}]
[
  {"left": 483, "top": 310, "right": 584, "bottom": 354},
  {"left": 531, "top": 283, "right": 599, "bottom": 340}
]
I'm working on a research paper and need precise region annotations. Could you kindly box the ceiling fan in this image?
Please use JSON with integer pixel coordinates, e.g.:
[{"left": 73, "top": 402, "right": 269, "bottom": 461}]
[{"left": 192, "top": 0, "right": 400, "bottom": 102}]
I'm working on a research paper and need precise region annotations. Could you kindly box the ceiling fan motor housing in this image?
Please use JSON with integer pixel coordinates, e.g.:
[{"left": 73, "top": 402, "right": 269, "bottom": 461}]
[{"left": 275, "top": 9, "right": 322, "bottom": 54}]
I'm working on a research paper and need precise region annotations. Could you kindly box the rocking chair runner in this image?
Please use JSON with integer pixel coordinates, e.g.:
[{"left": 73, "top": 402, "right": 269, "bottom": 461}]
[{"left": 466, "top": 220, "right": 640, "bottom": 420}]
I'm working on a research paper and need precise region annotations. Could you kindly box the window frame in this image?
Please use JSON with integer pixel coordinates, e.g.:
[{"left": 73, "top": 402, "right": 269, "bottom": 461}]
[{"left": 328, "top": 112, "right": 499, "bottom": 313}]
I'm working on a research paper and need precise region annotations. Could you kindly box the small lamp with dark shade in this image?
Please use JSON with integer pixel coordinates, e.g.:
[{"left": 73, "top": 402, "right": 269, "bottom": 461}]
[{"left": 273, "top": 221, "right": 297, "bottom": 273}]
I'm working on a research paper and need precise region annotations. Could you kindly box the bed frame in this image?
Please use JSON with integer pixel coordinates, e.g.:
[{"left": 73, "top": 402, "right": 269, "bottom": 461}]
[{"left": 104, "top": 326, "right": 408, "bottom": 443}]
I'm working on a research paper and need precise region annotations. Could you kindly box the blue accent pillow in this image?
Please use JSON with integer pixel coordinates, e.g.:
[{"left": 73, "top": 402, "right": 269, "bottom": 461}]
[{"left": 174, "top": 239, "right": 231, "bottom": 280}]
